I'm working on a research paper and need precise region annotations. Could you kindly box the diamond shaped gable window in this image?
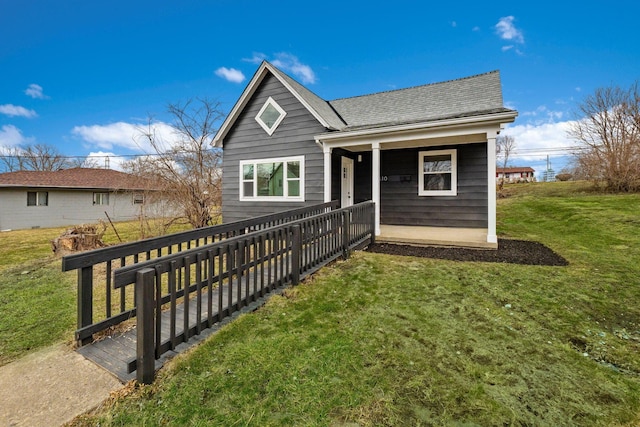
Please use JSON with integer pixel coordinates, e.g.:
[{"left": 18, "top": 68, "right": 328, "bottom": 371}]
[{"left": 256, "top": 97, "right": 286, "bottom": 135}]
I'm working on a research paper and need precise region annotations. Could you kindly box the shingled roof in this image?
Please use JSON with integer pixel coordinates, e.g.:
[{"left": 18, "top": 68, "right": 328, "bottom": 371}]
[
  {"left": 0, "top": 168, "right": 150, "bottom": 190},
  {"left": 497, "top": 167, "right": 535, "bottom": 174},
  {"left": 329, "top": 70, "right": 510, "bottom": 130},
  {"left": 212, "top": 62, "right": 515, "bottom": 146}
]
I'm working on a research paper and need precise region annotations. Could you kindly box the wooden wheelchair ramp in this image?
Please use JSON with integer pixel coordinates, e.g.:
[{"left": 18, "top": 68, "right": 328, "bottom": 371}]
[
  {"left": 73, "top": 202, "right": 375, "bottom": 383},
  {"left": 77, "top": 276, "right": 285, "bottom": 382}
]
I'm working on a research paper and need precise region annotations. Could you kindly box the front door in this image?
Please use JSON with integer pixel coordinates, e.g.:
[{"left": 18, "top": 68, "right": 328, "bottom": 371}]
[{"left": 341, "top": 156, "right": 354, "bottom": 207}]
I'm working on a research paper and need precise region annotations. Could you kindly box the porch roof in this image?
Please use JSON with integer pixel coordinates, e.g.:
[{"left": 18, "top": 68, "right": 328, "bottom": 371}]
[{"left": 329, "top": 70, "right": 512, "bottom": 131}]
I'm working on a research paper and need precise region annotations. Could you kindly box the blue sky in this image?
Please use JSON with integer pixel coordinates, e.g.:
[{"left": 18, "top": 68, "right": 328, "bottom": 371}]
[{"left": 1, "top": 0, "right": 638, "bottom": 177}]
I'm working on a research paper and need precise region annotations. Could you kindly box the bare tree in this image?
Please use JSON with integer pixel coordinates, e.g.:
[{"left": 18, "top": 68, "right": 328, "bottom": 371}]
[
  {"left": 496, "top": 134, "right": 517, "bottom": 190},
  {"left": 0, "top": 143, "right": 73, "bottom": 172},
  {"left": 68, "top": 156, "right": 100, "bottom": 169},
  {"left": 568, "top": 82, "right": 640, "bottom": 192},
  {"left": 21, "top": 144, "right": 70, "bottom": 171},
  {"left": 0, "top": 146, "right": 24, "bottom": 172},
  {"left": 128, "top": 98, "right": 224, "bottom": 229}
]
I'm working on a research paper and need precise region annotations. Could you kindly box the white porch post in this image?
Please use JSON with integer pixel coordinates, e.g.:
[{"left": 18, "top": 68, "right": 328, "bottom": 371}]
[
  {"left": 323, "top": 145, "right": 332, "bottom": 203},
  {"left": 371, "top": 142, "right": 381, "bottom": 235},
  {"left": 487, "top": 133, "right": 498, "bottom": 244}
]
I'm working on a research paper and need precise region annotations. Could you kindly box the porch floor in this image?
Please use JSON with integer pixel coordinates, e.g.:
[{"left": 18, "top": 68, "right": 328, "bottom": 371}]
[{"left": 378, "top": 225, "right": 497, "bottom": 249}]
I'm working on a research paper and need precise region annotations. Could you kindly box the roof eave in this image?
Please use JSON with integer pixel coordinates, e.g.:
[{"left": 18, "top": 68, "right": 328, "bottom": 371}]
[
  {"left": 212, "top": 62, "right": 339, "bottom": 147},
  {"left": 0, "top": 184, "right": 150, "bottom": 191},
  {"left": 315, "top": 110, "right": 518, "bottom": 143}
]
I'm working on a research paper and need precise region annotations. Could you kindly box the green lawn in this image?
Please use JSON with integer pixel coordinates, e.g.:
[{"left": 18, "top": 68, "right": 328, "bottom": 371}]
[
  {"left": 0, "top": 219, "right": 190, "bottom": 366},
  {"left": 68, "top": 182, "right": 640, "bottom": 426}
]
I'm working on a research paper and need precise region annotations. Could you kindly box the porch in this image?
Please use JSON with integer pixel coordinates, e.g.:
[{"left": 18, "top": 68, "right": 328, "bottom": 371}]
[
  {"left": 378, "top": 225, "right": 497, "bottom": 249},
  {"left": 316, "top": 112, "right": 519, "bottom": 248}
]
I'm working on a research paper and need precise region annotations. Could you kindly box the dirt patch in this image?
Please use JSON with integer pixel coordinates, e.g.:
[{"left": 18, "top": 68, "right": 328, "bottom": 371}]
[{"left": 368, "top": 239, "right": 568, "bottom": 266}]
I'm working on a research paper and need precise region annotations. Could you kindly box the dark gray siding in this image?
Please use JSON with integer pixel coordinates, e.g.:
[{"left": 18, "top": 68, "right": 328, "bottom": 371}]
[
  {"left": 221, "top": 73, "right": 327, "bottom": 223},
  {"left": 380, "top": 143, "right": 488, "bottom": 228}
]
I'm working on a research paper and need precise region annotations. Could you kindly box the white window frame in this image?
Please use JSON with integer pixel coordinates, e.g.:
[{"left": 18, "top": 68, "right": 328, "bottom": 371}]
[
  {"left": 133, "top": 193, "right": 145, "bottom": 205},
  {"left": 255, "top": 97, "right": 287, "bottom": 136},
  {"left": 418, "top": 149, "right": 457, "bottom": 196},
  {"left": 239, "top": 156, "right": 304, "bottom": 202},
  {"left": 27, "top": 191, "right": 48, "bottom": 206},
  {"left": 93, "top": 192, "right": 110, "bottom": 205}
]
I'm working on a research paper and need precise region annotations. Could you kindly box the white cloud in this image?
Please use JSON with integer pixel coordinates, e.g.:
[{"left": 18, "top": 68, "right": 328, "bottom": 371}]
[
  {"left": 239, "top": 52, "right": 317, "bottom": 84},
  {"left": 243, "top": 52, "right": 267, "bottom": 64},
  {"left": 272, "top": 53, "right": 316, "bottom": 84},
  {"left": 86, "top": 151, "right": 127, "bottom": 171},
  {"left": 24, "top": 83, "right": 48, "bottom": 99},
  {"left": 215, "top": 67, "right": 245, "bottom": 83},
  {"left": 495, "top": 16, "right": 524, "bottom": 44},
  {"left": 472, "top": 26, "right": 481, "bottom": 32},
  {"left": 501, "top": 45, "right": 514, "bottom": 52},
  {"left": 0, "top": 104, "right": 37, "bottom": 118},
  {"left": 72, "top": 121, "right": 179, "bottom": 152},
  {"left": 0, "top": 124, "right": 34, "bottom": 147},
  {"left": 521, "top": 105, "right": 565, "bottom": 124},
  {"left": 502, "top": 120, "right": 577, "bottom": 162}
]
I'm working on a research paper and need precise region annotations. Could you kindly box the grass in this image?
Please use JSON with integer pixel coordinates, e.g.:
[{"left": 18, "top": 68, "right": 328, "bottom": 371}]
[
  {"left": 0, "top": 219, "right": 190, "bottom": 366},
  {"left": 2, "top": 182, "right": 639, "bottom": 424},
  {"left": 65, "top": 181, "right": 640, "bottom": 426}
]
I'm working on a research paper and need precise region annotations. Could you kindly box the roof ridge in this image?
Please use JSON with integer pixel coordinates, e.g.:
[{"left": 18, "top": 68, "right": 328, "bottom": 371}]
[{"left": 330, "top": 70, "right": 501, "bottom": 102}]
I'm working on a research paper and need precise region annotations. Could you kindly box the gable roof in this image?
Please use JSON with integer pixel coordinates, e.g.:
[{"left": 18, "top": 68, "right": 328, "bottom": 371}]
[
  {"left": 497, "top": 167, "right": 535, "bottom": 173},
  {"left": 213, "top": 61, "right": 345, "bottom": 146},
  {"left": 213, "top": 62, "right": 516, "bottom": 146},
  {"left": 0, "top": 168, "right": 150, "bottom": 190}
]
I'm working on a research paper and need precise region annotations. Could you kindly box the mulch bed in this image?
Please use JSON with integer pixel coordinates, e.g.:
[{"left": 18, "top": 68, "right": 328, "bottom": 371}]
[{"left": 368, "top": 239, "right": 569, "bottom": 266}]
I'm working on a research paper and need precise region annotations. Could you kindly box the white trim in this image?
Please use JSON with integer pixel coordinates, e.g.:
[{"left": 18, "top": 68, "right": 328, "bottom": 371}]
[
  {"left": 255, "top": 97, "right": 287, "bottom": 136},
  {"left": 92, "top": 191, "right": 110, "bottom": 206},
  {"left": 341, "top": 156, "right": 354, "bottom": 207},
  {"left": 418, "top": 149, "right": 457, "bottom": 196},
  {"left": 372, "top": 142, "right": 381, "bottom": 235},
  {"left": 315, "top": 111, "right": 518, "bottom": 145},
  {"left": 487, "top": 135, "right": 497, "bottom": 244},
  {"left": 323, "top": 145, "right": 332, "bottom": 203},
  {"left": 213, "top": 61, "right": 340, "bottom": 147},
  {"left": 239, "top": 155, "right": 305, "bottom": 202}
]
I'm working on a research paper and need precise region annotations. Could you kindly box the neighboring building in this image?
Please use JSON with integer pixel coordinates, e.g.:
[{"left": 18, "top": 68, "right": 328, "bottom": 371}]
[
  {"left": 496, "top": 167, "right": 536, "bottom": 183},
  {"left": 213, "top": 61, "right": 517, "bottom": 247},
  {"left": 540, "top": 168, "right": 556, "bottom": 182},
  {"left": 0, "top": 168, "right": 162, "bottom": 230}
]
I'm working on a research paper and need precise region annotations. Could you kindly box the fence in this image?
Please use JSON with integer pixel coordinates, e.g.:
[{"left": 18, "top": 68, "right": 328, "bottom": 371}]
[
  {"left": 62, "top": 201, "right": 339, "bottom": 345},
  {"left": 113, "top": 201, "right": 374, "bottom": 384}
]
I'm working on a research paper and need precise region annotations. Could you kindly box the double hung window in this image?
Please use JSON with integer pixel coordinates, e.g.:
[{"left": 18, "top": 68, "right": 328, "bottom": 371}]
[
  {"left": 418, "top": 149, "right": 457, "bottom": 196},
  {"left": 93, "top": 192, "right": 109, "bottom": 205},
  {"left": 27, "top": 191, "right": 48, "bottom": 206}
]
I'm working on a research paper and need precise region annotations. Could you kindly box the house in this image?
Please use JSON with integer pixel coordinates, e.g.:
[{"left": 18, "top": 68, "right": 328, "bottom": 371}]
[
  {"left": 213, "top": 61, "right": 517, "bottom": 248},
  {"left": 0, "top": 167, "right": 162, "bottom": 230},
  {"left": 497, "top": 167, "right": 535, "bottom": 183}
]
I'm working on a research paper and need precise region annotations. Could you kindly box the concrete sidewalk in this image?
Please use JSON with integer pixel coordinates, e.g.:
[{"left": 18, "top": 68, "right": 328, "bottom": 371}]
[{"left": 0, "top": 344, "right": 122, "bottom": 427}]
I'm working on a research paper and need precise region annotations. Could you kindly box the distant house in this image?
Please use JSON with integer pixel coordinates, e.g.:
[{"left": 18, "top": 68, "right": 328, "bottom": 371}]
[
  {"left": 497, "top": 167, "right": 535, "bottom": 183},
  {"left": 213, "top": 61, "right": 518, "bottom": 248},
  {"left": 0, "top": 168, "right": 163, "bottom": 230}
]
